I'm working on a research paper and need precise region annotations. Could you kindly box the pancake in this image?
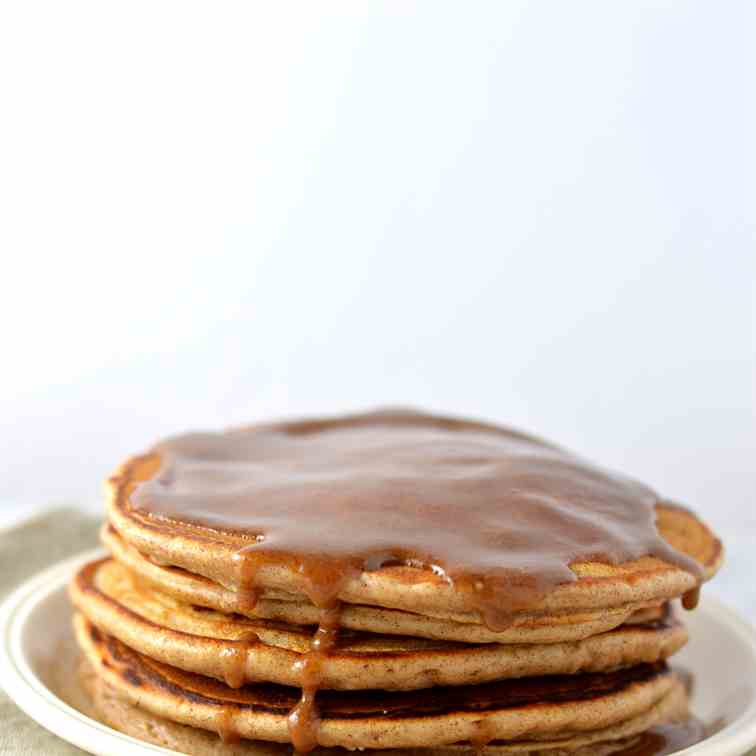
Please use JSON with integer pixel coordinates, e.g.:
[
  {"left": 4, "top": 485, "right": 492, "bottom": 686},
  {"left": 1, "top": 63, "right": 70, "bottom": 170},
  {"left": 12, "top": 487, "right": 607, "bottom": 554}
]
[
  {"left": 75, "top": 615, "right": 686, "bottom": 751},
  {"left": 88, "top": 673, "right": 699, "bottom": 756},
  {"left": 81, "top": 409, "right": 723, "bottom": 754},
  {"left": 105, "top": 410, "right": 723, "bottom": 630},
  {"left": 102, "top": 525, "right": 670, "bottom": 645},
  {"left": 71, "top": 558, "right": 688, "bottom": 691}
]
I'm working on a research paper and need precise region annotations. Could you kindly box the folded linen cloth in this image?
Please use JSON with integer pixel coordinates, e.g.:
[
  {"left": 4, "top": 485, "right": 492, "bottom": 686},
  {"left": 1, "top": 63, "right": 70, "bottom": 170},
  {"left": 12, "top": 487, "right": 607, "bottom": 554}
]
[{"left": 0, "top": 508, "right": 99, "bottom": 756}]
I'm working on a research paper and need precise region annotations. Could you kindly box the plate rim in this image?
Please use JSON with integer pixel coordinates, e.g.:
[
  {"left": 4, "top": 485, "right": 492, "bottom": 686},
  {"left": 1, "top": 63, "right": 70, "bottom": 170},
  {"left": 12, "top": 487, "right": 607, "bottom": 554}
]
[
  {"left": 0, "top": 547, "right": 179, "bottom": 755},
  {"left": 2, "top": 549, "right": 756, "bottom": 756}
]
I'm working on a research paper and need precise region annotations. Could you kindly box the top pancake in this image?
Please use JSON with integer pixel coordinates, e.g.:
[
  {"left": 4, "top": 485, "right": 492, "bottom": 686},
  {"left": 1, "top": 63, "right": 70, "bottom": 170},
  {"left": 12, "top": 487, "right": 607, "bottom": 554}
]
[
  {"left": 107, "top": 409, "right": 722, "bottom": 625},
  {"left": 101, "top": 524, "right": 673, "bottom": 644}
]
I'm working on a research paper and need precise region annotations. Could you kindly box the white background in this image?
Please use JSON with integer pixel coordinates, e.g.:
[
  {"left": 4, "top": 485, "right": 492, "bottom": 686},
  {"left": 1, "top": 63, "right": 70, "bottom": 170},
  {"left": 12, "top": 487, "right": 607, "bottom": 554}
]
[{"left": 0, "top": 3, "right": 753, "bottom": 612}]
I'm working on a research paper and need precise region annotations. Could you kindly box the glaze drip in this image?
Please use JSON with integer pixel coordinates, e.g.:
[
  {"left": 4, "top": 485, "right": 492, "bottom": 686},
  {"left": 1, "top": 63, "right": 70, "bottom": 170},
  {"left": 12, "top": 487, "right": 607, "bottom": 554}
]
[
  {"left": 287, "top": 604, "right": 341, "bottom": 752},
  {"left": 215, "top": 706, "right": 240, "bottom": 744},
  {"left": 682, "top": 586, "right": 701, "bottom": 611},
  {"left": 218, "top": 630, "right": 259, "bottom": 689}
]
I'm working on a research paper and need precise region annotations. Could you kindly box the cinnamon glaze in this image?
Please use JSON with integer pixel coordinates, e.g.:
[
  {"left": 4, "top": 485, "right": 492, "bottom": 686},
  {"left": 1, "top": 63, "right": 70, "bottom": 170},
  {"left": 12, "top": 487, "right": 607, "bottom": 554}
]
[
  {"left": 132, "top": 409, "right": 703, "bottom": 623},
  {"left": 682, "top": 585, "right": 701, "bottom": 611},
  {"left": 215, "top": 707, "right": 240, "bottom": 744},
  {"left": 218, "top": 630, "right": 259, "bottom": 690},
  {"left": 287, "top": 604, "right": 341, "bottom": 752}
]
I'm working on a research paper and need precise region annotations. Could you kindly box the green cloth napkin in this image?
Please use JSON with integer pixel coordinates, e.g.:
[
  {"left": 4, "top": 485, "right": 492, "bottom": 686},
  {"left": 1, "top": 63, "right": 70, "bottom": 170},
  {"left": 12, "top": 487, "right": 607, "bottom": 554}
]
[{"left": 0, "top": 509, "right": 100, "bottom": 755}]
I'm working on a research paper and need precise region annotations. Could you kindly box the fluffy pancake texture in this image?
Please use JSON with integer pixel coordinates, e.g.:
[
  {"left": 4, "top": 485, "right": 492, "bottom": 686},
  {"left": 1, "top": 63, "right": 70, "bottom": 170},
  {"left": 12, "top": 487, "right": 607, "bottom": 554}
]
[
  {"left": 87, "top": 671, "right": 698, "bottom": 756},
  {"left": 75, "top": 616, "right": 686, "bottom": 751},
  {"left": 103, "top": 525, "right": 673, "bottom": 645},
  {"left": 70, "top": 558, "right": 688, "bottom": 691}
]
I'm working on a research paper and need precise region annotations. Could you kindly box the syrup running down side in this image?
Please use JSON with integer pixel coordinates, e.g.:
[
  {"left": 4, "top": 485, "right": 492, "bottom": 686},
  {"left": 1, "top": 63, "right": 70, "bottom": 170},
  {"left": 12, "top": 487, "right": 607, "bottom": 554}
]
[
  {"left": 287, "top": 604, "right": 341, "bottom": 752},
  {"left": 218, "top": 630, "right": 259, "bottom": 691}
]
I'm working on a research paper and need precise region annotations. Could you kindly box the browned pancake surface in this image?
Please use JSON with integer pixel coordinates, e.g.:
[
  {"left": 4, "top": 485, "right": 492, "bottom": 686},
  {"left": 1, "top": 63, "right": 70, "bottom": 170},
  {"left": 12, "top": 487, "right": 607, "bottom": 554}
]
[
  {"left": 71, "top": 558, "right": 689, "bottom": 691},
  {"left": 76, "top": 615, "right": 684, "bottom": 749}
]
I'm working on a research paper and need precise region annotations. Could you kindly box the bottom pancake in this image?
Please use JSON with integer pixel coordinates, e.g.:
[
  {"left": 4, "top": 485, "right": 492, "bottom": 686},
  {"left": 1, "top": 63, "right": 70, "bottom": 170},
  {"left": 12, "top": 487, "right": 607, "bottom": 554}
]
[
  {"left": 88, "top": 670, "right": 701, "bottom": 756},
  {"left": 75, "top": 614, "right": 688, "bottom": 751}
]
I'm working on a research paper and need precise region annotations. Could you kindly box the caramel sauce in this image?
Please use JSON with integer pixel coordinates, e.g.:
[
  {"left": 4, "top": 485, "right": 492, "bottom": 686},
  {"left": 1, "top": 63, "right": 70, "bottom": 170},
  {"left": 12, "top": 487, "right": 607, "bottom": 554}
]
[
  {"left": 133, "top": 410, "right": 704, "bottom": 623},
  {"left": 216, "top": 630, "right": 260, "bottom": 742},
  {"left": 218, "top": 630, "right": 259, "bottom": 689},
  {"left": 233, "top": 547, "right": 261, "bottom": 613},
  {"left": 682, "top": 585, "right": 701, "bottom": 611},
  {"left": 287, "top": 604, "right": 341, "bottom": 753},
  {"left": 130, "top": 409, "right": 708, "bottom": 751},
  {"left": 215, "top": 706, "right": 240, "bottom": 744}
]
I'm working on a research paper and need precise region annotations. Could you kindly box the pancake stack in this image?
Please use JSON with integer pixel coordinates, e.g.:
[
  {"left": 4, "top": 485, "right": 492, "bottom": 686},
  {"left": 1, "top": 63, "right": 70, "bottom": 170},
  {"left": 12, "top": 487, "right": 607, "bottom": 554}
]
[{"left": 70, "top": 409, "right": 723, "bottom": 755}]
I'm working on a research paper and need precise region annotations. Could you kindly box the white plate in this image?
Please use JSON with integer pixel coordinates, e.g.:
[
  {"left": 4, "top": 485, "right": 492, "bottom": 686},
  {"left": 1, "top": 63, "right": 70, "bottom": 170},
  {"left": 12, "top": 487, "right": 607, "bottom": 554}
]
[{"left": 3, "top": 550, "right": 756, "bottom": 756}]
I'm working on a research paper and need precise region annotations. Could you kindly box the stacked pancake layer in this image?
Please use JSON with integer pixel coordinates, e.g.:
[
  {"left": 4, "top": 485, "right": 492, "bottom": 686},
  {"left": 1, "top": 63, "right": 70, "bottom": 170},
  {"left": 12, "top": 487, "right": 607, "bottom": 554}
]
[{"left": 70, "top": 409, "right": 723, "bottom": 755}]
